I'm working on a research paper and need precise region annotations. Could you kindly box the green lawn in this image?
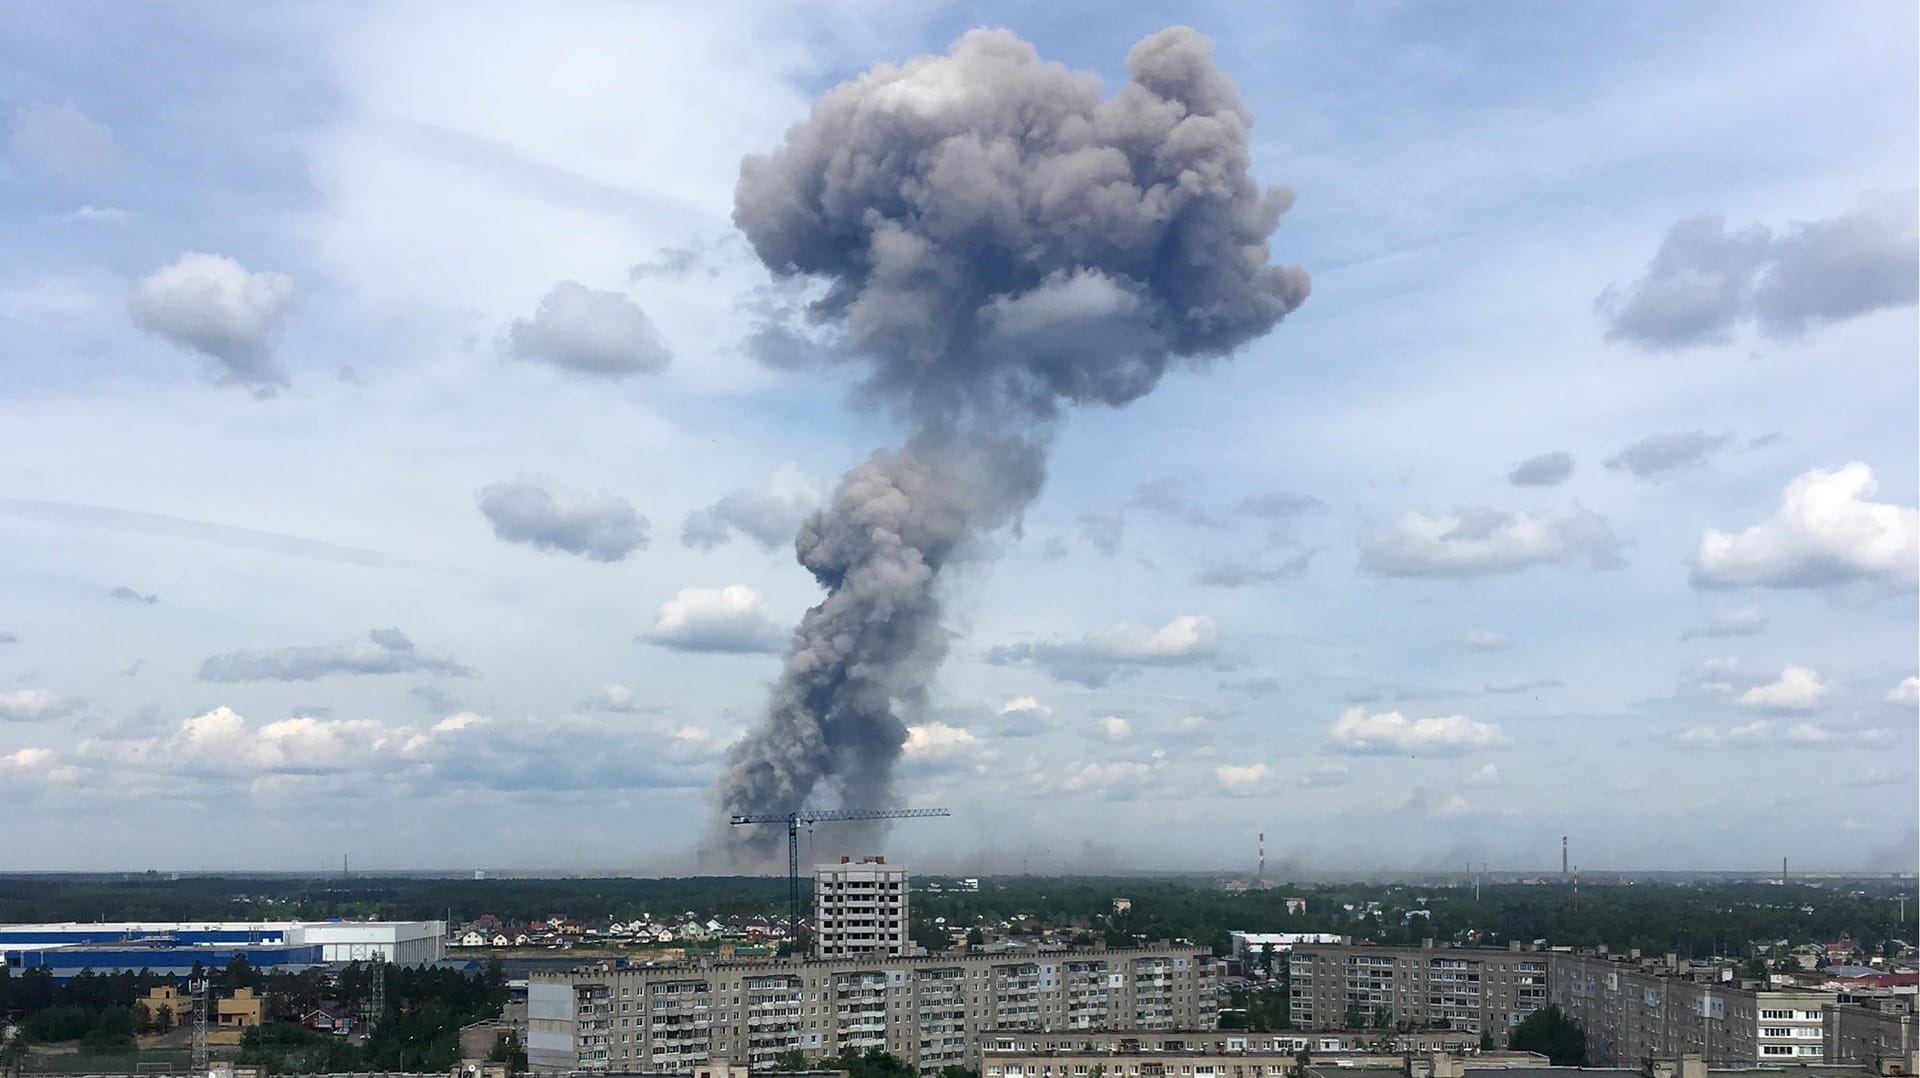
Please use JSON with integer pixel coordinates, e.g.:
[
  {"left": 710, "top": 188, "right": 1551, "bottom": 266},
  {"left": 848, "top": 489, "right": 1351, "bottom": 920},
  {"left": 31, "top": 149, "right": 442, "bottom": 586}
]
[{"left": 25, "top": 1047, "right": 194, "bottom": 1074}]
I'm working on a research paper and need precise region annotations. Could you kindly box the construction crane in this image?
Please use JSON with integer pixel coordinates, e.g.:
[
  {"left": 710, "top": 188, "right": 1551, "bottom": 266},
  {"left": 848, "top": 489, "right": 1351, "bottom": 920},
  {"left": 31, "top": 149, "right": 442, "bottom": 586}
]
[{"left": 730, "top": 807, "right": 950, "bottom": 939}]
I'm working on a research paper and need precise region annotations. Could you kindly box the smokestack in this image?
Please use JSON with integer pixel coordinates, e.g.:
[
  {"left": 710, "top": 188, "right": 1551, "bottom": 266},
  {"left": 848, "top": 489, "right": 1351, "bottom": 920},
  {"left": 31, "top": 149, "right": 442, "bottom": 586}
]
[
  {"left": 1562, "top": 836, "right": 1569, "bottom": 877},
  {"left": 707, "top": 26, "right": 1309, "bottom": 865}
]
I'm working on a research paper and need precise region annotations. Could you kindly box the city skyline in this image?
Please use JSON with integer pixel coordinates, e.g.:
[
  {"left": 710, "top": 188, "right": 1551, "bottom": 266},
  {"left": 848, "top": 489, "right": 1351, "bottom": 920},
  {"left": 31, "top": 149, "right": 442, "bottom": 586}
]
[{"left": 1, "top": 1, "right": 1916, "bottom": 873}]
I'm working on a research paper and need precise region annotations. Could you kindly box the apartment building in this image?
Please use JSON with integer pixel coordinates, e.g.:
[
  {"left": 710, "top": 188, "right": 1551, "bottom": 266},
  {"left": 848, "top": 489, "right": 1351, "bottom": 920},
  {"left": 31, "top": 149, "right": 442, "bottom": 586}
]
[
  {"left": 1549, "top": 951, "right": 1833, "bottom": 1066},
  {"left": 1826, "top": 997, "right": 1917, "bottom": 1075},
  {"left": 979, "top": 1027, "right": 1487, "bottom": 1070},
  {"left": 527, "top": 943, "right": 1218, "bottom": 1074},
  {"left": 1286, "top": 942, "right": 1550, "bottom": 1034},
  {"left": 815, "top": 858, "right": 911, "bottom": 959}
]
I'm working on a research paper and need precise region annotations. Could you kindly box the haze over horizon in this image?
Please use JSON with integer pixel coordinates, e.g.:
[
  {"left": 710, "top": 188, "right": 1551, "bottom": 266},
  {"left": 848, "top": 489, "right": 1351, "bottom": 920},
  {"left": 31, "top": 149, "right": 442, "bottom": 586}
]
[{"left": 1, "top": 1, "right": 1915, "bottom": 876}]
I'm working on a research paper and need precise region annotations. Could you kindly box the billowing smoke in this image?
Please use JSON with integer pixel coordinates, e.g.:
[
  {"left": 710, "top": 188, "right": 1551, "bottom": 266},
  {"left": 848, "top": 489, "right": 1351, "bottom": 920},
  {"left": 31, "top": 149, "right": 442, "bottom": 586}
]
[{"left": 709, "top": 26, "right": 1309, "bottom": 864}]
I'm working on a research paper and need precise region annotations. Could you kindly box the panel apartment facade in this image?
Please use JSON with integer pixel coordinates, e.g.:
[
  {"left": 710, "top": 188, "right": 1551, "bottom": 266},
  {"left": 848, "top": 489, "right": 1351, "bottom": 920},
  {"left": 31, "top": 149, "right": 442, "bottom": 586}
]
[
  {"left": 1286, "top": 943, "right": 1549, "bottom": 1034},
  {"left": 1826, "top": 997, "right": 1918, "bottom": 1075},
  {"left": 527, "top": 944, "right": 1217, "bottom": 1074},
  {"left": 1549, "top": 952, "right": 1832, "bottom": 1066}
]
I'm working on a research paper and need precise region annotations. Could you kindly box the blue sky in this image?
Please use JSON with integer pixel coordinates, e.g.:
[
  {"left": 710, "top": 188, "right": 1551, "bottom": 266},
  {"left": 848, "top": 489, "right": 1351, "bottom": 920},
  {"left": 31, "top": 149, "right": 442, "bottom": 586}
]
[{"left": 0, "top": 1, "right": 1914, "bottom": 874}]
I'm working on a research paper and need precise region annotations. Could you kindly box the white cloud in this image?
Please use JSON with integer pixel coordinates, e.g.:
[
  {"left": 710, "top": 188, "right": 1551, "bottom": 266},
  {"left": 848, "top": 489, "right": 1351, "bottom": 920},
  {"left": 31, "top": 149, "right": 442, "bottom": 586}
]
[
  {"left": 1464, "top": 763, "right": 1502, "bottom": 787},
  {"left": 903, "top": 721, "right": 982, "bottom": 760},
  {"left": 1680, "top": 606, "right": 1768, "bottom": 639},
  {"left": 0, "top": 689, "right": 85, "bottom": 723},
  {"left": 681, "top": 463, "right": 824, "bottom": 551},
  {"left": 1677, "top": 717, "right": 1889, "bottom": 752},
  {"left": 1737, "top": 664, "right": 1826, "bottom": 711},
  {"left": 1359, "top": 506, "right": 1623, "bottom": 577},
  {"left": 1692, "top": 464, "right": 1918, "bottom": 592},
  {"left": 1434, "top": 794, "right": 1474, "bottom": 818},
  {"left": 1215, "top": 762, "right": 1272, "bottom": 795},
  {"left": 581, "top": 683, "right": 653, "bottom": 713},
  {"left": 129, "top": 252, "right": 295, "bottom": 392},
  {"left": 1458, "top": 629, "right": 1508, "bottom": 652},
  {"left": 1889, "top": 676, "right": 1919, "bottom": 706},
  {"left": 1094, "top": 715, "right": 1132, "bottom": 742},
  {"left": 997, "top": 696, "right": 1053, "bottom": 719},
  {"left": 1326, "top": 707, "right": 1507, "bottom": 756},
  {"left": 1059, "top": 759, "right": 1155, "bottom": 795},
  {"left": 644, "top": 584, "right": 786, "bottom": 654},
  {"left": 507, "top": 280, "right": 671, "bottom": 377},
  {"left": 986, "top": 615, "right": 1219, "bottom": 687}
]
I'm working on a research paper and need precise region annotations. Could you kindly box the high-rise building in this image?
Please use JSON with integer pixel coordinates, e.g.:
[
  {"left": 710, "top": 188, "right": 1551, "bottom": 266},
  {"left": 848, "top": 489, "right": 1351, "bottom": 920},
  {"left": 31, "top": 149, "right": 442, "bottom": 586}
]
[
  {"left": 814, "top": 856, "right": 911, "bottom": 959},
  {"left": 1286, "top": 941, "right": 1549, "bottom": 1034},
  {"left": 526, "top": 943, "right": 1218, "bottom": 1074}
]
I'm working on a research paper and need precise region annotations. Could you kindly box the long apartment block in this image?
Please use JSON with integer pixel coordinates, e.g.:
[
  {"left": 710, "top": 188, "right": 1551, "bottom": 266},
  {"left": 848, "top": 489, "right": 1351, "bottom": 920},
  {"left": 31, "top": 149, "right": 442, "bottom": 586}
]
[
  {"left": 528, "top": 943, "right": 1219, "bottom": 1074},
  {"left": 1550, "top": 951, "right": 1834, "bottom": 1066},
  {"left": 1287, "top": 942, "right": 1550, "bottom": 1034}
]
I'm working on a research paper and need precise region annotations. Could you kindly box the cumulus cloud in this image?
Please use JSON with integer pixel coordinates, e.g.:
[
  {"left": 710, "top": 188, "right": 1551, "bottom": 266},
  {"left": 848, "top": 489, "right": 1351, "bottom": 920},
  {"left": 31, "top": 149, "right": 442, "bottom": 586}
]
[
  {"left": 1691, "top": 464, "right": 1917, "bottom": 592},
  {"left": 1215, "top": 762, "right": 1272, "bottom": 795},
  {"left": 1359, "top": 506, "right": 1623, "bottom": 577},
  {"left": 1680, "top": 607, "right": 1768, "bottom": 640},
  {"left": 1094, "top": 715, "right": 1132, "bottom": 742},
  {"left": 1605, "top": 430, "right": 1731, "bottom": 479},
  {"left": 476, "top": 477, "right": 648, "bottom": 562},
  {"left": 1889, "top": 677, "right": 1919, "bottom": 707},
  {"left": 129, "top": 252, "right": 294, "bottom": 392},
  {"left": 680, "top": 464, "right": 824, "bottom": 551},
  {"left": 1680, "top": 718, "right": 1890, "bottom": 751},
  {"left": 580, "top": 683, "right": 659, "bottom": 714},
  {"left": 1195, "top": 548, "right": 1315, "bottom": 587},
  {"left": 985, "top": 615, "right": 1219, "bottom": 687},
  {"left": 107, "top": 585, "right": 158, "bottom": 604},
  {"left": 1299, "top": 763, "right": 1351, "bottom": 788},
  {"left": 1059, "top": 759, "right": 1157, "bottom": 796},
  {"left": 1464, "top": 763, "right": 1502, "bottom": 788},
  {"left": 643, "top": 585, "right": 786, "bottom": 654},
  {"left": 4, "top": 705, "right": 719, "bottom": 797},
  {"left": 1458, "top": 629, "right": 1508, "bottom": 652},
  {"left": 507, "top": 280, "right": 671, "bottom": 377},
  {"left": 1508, "top": 451, "right": 1574, "bottom": 487},
  {"left": 198, "top": 629, "right": 470, "bottom": 682},
  {"left": 0, "top": 689, "right": 85, "bottom": 723},
  {"left": 1737, "top": 664, "right": 1827, "bottom": 711},
  {"left": 1326, "top": 707, "right": 1507, "bottom": 757},
  {"left": 903, "top": 721, "right": 984, "bottom": 761},
  {"left": 1600, "top": 194, "right": 1918, "bottom": 349},
  {"left": 10, "top": 103, "right": 115, "bottom": 177}
]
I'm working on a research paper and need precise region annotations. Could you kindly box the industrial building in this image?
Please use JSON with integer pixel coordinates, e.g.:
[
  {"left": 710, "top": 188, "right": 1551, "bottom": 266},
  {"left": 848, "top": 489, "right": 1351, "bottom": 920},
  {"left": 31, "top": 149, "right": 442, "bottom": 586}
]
[
  {"left": 814, "top": 857, "right": 911, "bottom": 959},
  {"left": 1549, "top": 951, "right": 1835, "bottom": 1066},
  {"left": 0, "top": 919, "right": 445, "bottom": 979},
  {"left": 1227, "top": 932, "right": 1344, "bottom": 968},
  {"left": 1287, "top": 941, "right": 1550, "bottom": 1034},
  {"left": 527, "top": 942, "right": 1217, "bottom": 1074}
]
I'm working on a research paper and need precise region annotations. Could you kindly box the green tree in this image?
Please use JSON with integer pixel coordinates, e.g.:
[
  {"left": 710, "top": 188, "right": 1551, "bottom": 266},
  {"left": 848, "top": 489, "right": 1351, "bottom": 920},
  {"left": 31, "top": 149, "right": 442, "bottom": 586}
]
[
  {"left": 1478, "top": 1030, "right": 1496, "bottom": 1052},
  {"left": 488, "top": 1032, "right": 530, "bottom": 1074},
  {"left": 1287, "top": 1046, "right": 1310, "bottom": 1078},
  {"left": 155, "top": 1004, "right": 175, "bottom": 1035},
  {"left": 1343, "top": 1002, "right": 1366, "bottom": 1029},
  {"left": 1511, "top": 1006, "right": 1586, "bottom": 1066}
]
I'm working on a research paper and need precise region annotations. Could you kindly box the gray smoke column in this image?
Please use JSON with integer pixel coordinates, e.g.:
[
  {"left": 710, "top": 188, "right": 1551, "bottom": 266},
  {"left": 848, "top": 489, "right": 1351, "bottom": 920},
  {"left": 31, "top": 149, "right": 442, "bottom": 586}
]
[{"left": 709, "top": 25, "right": 1309, "bottom": 865}]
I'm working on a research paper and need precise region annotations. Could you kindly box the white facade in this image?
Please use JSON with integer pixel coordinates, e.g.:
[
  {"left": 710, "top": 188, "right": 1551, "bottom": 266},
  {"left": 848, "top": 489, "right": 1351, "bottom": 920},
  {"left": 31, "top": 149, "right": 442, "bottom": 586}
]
[
  {"left": 814, "top": 857, "right": 910, "bottom": 959},
  {"left": 295, "top": 921, "right": 446, "bottom": 964},
  {"left": 1228, "top": 931, "right": 1344, "bottom": 963}
]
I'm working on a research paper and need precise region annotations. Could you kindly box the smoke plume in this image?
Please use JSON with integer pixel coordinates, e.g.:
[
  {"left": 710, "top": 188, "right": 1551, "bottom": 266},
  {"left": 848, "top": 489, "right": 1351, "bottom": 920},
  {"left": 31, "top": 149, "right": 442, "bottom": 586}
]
[{"left": 709, "top": 26, "right": 1308, "bottom": 864}]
